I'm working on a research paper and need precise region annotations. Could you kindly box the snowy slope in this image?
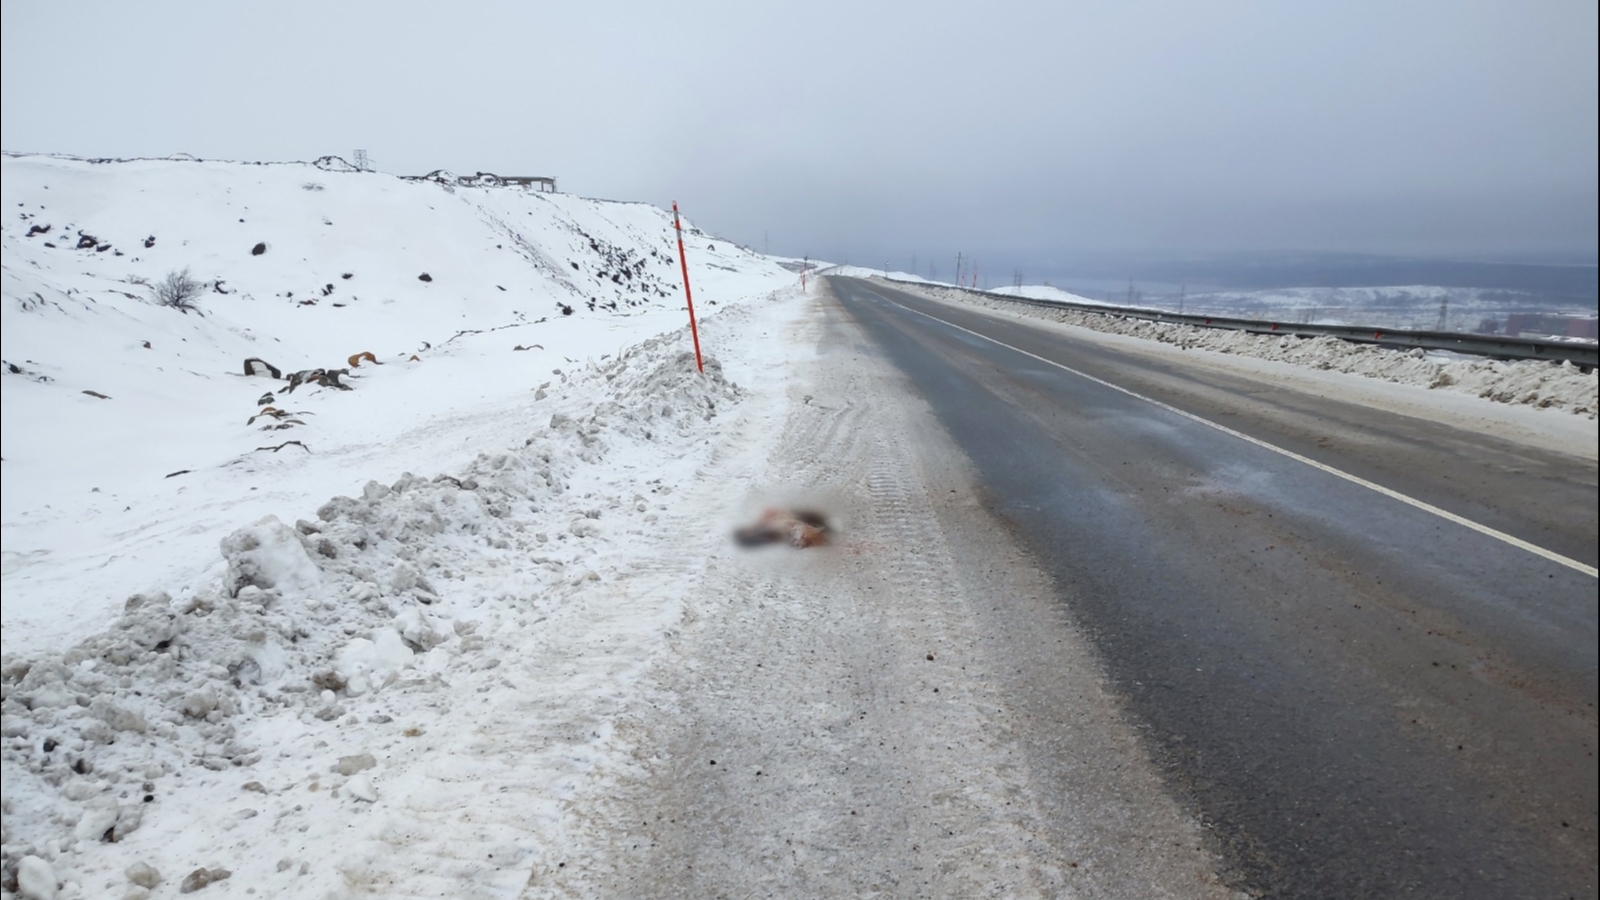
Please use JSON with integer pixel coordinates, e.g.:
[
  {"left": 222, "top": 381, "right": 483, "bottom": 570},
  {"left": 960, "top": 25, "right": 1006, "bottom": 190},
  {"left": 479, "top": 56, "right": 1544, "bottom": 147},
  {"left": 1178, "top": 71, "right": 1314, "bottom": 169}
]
[
  {"left": 1, "top": 153, "right": 791, "bottom": 649},
  {"left": 1, "top": 153, "right": 809, "bottom": 900}
]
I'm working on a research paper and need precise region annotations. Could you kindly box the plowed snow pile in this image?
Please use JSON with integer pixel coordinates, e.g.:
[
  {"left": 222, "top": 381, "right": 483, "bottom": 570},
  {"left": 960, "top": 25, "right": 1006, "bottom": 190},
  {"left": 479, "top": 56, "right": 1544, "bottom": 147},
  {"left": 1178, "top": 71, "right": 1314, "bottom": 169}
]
[
  {"left": 898, "top": 280, "right": 1597, "bottom": 418},
  {"left": 0, "top": 154, "right": 800, "bottom": 899}
]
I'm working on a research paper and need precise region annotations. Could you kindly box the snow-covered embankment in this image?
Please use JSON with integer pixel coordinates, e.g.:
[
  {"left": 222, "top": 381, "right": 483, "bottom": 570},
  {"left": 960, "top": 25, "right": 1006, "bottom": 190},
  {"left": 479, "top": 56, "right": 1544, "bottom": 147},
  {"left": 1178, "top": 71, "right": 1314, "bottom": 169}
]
[{"left": 1, "top": 153, "right": 799, "bottom": 898}]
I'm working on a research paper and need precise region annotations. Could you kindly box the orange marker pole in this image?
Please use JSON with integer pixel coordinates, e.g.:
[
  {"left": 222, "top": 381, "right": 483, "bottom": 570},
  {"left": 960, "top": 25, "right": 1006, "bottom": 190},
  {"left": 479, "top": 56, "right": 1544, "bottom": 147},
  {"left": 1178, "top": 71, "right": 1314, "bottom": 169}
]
[{"left": 671, "top": 201, "right": 704, "bottom": 373}]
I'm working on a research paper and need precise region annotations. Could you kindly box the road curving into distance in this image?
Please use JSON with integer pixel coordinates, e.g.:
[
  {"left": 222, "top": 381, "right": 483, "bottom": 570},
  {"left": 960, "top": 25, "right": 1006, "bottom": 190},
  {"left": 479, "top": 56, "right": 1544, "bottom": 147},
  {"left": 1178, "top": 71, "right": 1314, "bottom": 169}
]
[{"left": 828, "top": 275, "right": 1599, "bottom": 900}]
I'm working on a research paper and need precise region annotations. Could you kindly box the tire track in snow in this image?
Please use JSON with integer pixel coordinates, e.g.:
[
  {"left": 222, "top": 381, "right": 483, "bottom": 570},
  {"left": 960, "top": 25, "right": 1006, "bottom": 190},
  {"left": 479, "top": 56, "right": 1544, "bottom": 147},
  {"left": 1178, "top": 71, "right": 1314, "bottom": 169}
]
[{"left": 537, "top": 301, "right": 1069, "bottom": 898}]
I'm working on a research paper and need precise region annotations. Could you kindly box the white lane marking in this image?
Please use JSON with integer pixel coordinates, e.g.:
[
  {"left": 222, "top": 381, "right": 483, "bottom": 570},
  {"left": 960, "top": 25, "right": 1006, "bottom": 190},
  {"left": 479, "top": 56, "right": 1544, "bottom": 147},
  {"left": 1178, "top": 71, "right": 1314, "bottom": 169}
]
[{"left": 852, "top": 282, "right": 1599, "bottom": 579}]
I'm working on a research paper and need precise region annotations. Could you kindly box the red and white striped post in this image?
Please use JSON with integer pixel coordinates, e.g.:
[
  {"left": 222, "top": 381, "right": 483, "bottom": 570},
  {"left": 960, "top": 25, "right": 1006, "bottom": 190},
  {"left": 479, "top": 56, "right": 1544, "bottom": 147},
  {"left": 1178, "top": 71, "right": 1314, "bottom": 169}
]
[{"left": 671, "top": 201, "right": 704, "bottom": 373}]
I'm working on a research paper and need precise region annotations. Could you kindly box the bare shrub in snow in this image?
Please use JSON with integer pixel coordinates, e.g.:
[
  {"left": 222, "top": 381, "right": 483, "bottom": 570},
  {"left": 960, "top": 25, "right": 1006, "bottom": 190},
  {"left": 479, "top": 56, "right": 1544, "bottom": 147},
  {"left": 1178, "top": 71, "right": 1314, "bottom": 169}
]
[{"left": 152, "top": 267, "right": 204, "bottom": 312}]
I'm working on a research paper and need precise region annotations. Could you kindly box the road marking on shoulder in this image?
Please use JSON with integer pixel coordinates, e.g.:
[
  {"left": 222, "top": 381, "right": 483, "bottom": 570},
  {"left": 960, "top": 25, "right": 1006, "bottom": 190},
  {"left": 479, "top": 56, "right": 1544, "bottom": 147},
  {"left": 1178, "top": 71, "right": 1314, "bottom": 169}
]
[{"left": 855, "top": 283, "right": 1599, "bottom": 579}]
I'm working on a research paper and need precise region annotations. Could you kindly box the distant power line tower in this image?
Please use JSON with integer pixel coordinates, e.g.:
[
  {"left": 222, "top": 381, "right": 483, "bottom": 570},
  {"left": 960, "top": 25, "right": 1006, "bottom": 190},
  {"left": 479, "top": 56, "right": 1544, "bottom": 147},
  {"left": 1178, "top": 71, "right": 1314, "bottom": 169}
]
[
  {"left": 1014, "top": 269, "right": 1023, "bottom": 290},
  {"left": 353, "top": 149, "right": 372, "bottom": 172},
  {"left": 1435, "top": 295, "right": 1449, "bottom": 331}
]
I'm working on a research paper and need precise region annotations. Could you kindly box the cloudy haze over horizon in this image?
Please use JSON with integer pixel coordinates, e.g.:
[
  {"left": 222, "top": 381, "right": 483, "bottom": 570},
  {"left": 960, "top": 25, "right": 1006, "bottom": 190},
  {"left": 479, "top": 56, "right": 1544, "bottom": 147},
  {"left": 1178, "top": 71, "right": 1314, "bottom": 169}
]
[{"left": 4, "top": 0, "right": 1596, "bottom": 269}]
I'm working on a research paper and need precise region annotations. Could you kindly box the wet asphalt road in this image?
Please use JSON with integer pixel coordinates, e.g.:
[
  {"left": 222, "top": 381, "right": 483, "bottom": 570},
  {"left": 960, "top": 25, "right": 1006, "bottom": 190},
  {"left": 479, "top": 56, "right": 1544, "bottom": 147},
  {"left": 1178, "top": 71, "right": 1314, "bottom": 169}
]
[{"left": 828, "top": 277, "right": 1599, "bottom": 900}]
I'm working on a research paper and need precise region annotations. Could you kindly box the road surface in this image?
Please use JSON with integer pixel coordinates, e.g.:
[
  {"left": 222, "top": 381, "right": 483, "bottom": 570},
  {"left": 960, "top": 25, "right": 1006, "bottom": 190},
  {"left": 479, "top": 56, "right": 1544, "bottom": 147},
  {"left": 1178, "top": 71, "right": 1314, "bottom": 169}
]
[{"left": 825, "top": 276, "right": 1598, "bottom": 899}]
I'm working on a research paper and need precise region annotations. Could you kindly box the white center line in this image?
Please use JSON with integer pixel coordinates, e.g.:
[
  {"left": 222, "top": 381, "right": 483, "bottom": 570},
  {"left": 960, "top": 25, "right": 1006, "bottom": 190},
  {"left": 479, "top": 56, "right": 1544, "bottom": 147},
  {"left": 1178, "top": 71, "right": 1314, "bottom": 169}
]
[{"left": 855, "top": 283, "right": 1599, "bottom": 579}]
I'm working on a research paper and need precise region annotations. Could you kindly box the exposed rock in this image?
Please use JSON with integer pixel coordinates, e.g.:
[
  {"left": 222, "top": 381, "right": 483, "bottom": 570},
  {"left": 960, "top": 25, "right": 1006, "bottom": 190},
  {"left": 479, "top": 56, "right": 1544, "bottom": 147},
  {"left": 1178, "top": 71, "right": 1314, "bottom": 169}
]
[{"left": 243, "top": 357, "right": 282, "bottom": 379}]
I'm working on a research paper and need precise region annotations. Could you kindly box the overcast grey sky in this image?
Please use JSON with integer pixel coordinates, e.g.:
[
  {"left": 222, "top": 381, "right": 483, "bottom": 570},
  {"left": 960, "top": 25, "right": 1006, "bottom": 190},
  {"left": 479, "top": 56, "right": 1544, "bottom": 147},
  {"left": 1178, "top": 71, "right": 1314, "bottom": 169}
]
[{"left": 3, "top": 0, "right": 1596, "bottom": 266}]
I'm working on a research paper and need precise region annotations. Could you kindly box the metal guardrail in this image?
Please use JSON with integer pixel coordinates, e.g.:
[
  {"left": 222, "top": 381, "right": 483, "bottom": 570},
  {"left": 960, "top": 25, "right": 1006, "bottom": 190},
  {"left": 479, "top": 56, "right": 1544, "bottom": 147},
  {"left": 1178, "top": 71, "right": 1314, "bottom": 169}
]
[{"left": 879, "top": 277, "right": 1598, "bottom": 370}]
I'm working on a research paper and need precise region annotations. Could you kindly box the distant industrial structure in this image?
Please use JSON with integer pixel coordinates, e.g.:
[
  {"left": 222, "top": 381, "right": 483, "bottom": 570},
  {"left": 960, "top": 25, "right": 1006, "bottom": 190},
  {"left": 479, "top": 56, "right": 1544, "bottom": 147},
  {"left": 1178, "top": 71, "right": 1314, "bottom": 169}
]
[
  {"left": 454, "top": 172, "right": 556, "bottom": 192},
  {"left": 484, "top": 174, "right": 557, "bottom": 192},
  {"left": 400, "top": 170, "right": 557, "bottom": 192}
]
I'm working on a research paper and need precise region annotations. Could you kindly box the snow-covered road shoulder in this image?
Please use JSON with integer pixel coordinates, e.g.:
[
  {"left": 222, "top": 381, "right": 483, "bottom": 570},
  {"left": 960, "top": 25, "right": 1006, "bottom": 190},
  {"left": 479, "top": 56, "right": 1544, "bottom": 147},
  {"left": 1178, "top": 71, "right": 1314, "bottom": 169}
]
[{"left": 1, "top": 291, "right": 810, "bottom": 899}]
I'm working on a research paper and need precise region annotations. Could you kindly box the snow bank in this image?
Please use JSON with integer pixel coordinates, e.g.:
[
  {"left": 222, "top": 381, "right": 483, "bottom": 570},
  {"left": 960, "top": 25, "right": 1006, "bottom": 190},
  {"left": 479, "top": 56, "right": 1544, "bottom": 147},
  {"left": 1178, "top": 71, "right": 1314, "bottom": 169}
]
[
  {"left": 0, "top": 291, "right": 789, "bottom": 897},
  {"left": 897, "top": 280, "right": 1598, "bottom": 418}
]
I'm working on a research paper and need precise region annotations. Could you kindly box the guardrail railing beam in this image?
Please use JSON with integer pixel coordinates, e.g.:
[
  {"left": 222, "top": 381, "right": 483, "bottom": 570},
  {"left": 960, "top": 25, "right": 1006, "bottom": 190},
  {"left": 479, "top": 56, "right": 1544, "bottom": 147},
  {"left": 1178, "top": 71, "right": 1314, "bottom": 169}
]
[{"left": 878, "top": 278, "right": 1597, "bottom": 371}]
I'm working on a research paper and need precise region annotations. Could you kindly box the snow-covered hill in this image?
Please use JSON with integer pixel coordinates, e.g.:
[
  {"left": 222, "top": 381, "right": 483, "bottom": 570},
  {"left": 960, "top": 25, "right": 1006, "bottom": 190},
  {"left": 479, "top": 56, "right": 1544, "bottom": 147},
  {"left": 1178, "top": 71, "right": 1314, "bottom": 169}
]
[
  {"left": 1, "top": 153, "right": 791, "bottom": 648},
  {"left": 1, "top": 153, "right": 809, "bottom": 899}
]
